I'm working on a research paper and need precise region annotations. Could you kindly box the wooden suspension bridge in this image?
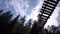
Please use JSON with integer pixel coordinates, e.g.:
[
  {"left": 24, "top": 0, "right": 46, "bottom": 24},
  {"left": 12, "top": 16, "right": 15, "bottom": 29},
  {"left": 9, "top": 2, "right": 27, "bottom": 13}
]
[{"left": 30, "top": 0, "right": 60, "bottom": 34}]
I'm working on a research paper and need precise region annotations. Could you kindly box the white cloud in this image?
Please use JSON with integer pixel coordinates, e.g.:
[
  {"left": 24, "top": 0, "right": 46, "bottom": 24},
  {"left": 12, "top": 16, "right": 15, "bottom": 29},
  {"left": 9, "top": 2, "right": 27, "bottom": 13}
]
[
  {"left": 6, "top": 0, "right": 29, "bottom": 16},
  {"left": 5, "top": 0, "right": 44, "bottom": 21},
  {"left": 25, "top": 0, "right": 44, "bottom": 24}
]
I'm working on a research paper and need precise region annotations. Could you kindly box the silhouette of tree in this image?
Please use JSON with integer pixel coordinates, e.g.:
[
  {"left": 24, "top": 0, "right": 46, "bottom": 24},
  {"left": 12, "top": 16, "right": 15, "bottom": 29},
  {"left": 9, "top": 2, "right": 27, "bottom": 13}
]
[
  {"left": 0, "top": 10, "right": 3, "bottom": 13},
  {"left": 0, "top": 9, "right": 31, "bottom": 34},
  {"left": 26, "top": 19, "right": 32, "bottom": 29},
  {"left": 20, "top": 16, "right": 25, "bottom": 25},
  {"left": 2, "top": 9, "right": 60, "bottom": 34},
  {"left": 0, "top": 10, "right": 13, "bottom": 34}
]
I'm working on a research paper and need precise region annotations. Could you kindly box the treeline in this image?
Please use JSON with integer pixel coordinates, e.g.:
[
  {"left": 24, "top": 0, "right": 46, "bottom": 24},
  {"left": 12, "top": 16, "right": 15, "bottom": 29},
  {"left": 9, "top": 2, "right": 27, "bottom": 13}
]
[
  {"left": 0, "top": 9, "right": 60, "bottom": 34},
  {"left": 0, "top": 10, "right": 31, "bottom": 34},
  {"left": 38, "top": 25, "right": 60, "bottom": 34}
]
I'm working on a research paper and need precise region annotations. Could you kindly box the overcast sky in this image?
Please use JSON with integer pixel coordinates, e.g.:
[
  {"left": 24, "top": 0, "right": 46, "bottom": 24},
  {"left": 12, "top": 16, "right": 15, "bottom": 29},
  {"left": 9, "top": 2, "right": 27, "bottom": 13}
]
[{"left": 0, "top": 0, "right": 60, "bottom": 27}]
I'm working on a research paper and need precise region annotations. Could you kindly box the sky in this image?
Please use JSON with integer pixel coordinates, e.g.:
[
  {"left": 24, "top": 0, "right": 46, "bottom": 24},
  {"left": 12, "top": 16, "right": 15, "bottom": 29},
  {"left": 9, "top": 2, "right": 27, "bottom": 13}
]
[{"left": 0, "top": 0, "right": 60, "bottom": 27}]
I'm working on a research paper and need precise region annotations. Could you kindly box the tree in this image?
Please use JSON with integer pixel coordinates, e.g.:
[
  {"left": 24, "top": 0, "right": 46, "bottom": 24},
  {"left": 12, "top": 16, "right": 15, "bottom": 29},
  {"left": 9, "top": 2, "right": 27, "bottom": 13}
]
[
  {"left": 0, "top": 9, "right": 31, "bottom": 34},
  {"left": 0, "top": 10, "right": 13, "bottom": 34},
  {"left": 20, "top": 16, "right": 25, "bottom": 25}
]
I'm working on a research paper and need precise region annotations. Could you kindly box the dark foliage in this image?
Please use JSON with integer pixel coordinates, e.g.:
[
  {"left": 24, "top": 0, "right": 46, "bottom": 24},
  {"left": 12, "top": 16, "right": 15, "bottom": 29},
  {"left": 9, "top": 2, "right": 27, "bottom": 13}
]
[{"left": 0, "top": 10, "right": 31, "bottom": 34}]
